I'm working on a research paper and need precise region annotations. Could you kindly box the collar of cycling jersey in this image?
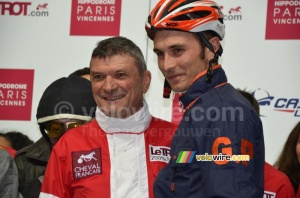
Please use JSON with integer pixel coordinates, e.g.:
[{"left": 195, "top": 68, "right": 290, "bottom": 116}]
[
  {"left": 95, "top": 99, "right": 152, "bottom": 133},
  {"left": 179, "top": 65, "right": 228, "bottom": 109}
]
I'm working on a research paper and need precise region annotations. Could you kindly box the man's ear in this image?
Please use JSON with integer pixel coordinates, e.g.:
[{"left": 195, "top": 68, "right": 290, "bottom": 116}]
[
  {"left": 209, "top": 37, "right": 221, "bottom": 54},
  {"left": 143, "top": 70, "right": 152, "bottom": 93},
  {"left": 205, "top": 37, "right": 221, "bottom": 60}
]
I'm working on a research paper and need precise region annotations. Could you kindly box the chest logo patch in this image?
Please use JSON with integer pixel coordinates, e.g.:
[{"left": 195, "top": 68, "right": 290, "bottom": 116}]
[
  {"left": 72, "top": 148, "right": 102, "bottom": 180},
  {"left": 149, "top": 145, "right": 171, "bottom": 163}
]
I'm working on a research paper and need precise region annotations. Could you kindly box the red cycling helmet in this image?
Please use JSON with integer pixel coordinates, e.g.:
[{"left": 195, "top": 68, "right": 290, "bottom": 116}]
[{"left": 145, "top": 0, "right": 225, "bottom": 40}]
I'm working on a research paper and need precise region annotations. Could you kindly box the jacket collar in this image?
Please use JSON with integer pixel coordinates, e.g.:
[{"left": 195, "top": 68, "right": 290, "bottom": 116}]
[
  {"left": 179, "top": 65, "right": 227, "bottom": 109},
  {"left": 95, "top": 99, "right": 152, "bottom": 133},
  {"left": 25, "top": 137, "right": 51, "bottom": 162}
]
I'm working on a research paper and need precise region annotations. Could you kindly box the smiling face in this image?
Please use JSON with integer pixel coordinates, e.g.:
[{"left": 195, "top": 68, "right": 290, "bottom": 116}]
[
  {"left": 153, "top": 30, "right": 210, "bottom": 92},
  {"left": 90, "top": 54, "right": 151, "bottom": 118}
]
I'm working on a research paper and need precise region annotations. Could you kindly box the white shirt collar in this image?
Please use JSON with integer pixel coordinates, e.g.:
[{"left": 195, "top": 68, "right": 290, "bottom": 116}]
[{"left": 96, "top": 99, "right": 152, "bottom": 133}]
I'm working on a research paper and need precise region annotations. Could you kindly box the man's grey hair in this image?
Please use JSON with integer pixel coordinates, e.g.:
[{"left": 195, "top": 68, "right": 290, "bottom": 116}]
[{"left": 91, "top": 36, "right": 147, "bottom": 75}]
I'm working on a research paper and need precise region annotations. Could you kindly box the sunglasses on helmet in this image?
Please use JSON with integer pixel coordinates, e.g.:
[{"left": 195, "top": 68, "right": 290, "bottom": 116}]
[{"left": 44, "top": 121, "right": 86, "bottom": 138}]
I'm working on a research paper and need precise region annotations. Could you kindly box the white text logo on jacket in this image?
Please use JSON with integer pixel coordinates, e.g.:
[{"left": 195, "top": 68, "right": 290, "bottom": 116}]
[
  {"left": 149, "top": 145, "right": 171, "bottom": 163},
  {"left": 72, "top": 148, "right": 102, "bottom": 180}
]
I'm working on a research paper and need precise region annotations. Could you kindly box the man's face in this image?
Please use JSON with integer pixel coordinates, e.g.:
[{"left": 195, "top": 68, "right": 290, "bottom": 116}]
[
  {"left": 90, "top": 54, "right": 151, "bottom": 118},
  {"left": 153, "top": 30, "right": 208, "bottom": 92}
]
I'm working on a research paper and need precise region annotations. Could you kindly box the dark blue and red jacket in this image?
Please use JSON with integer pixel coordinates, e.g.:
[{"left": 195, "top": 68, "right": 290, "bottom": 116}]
[{"left": 154, "top": 65, "right": 265, "bottom": 197}]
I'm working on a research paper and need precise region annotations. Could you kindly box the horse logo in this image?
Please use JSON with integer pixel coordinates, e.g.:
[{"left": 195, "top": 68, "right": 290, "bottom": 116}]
[
  {"left": 77, "top": 151, "right": 97, "bottom": 164},
  {"left": 229, "top": 6, "right": 242, "bottom": 14},
  {"left": 36, "top": 3, "right": 48, "bottom": 10}
]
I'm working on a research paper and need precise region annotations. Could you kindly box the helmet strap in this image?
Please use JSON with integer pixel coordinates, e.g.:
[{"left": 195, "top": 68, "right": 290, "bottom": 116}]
[
  {"left": 197, "top": 32, "right": 215, "bottom": 53},
  {"left": 206, "top": 55, "right": 217, "bottom": 83},
  {"left": 197, "top": 32, "right": 220, "bottom": 83}
]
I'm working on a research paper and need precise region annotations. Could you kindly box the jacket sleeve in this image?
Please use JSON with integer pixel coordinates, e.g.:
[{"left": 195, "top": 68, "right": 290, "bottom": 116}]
[
  {"left": 0, "top": 148, "right": 19, "bottom": 198},
  {"left": 39, "top": 146, "right": 71, "bottom": 198},
  {"left": 22, "top": 178, "right": 42, "bottom": 198}
]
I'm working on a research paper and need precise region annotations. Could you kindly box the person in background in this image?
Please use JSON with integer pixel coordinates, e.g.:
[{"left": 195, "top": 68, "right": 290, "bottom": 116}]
[
  {"left": 0, "top": 146, "right": 18, "bottom": 198},
  {"left": 0, "top": 133, "right": 20, "bottom": 198},
  {"left": 14, "top": 75, "right": 97, "bottom": 198},
  {"left": 0, "top": 133, "right": 14, "bottom": 150},
  {"left": 275, "top": 121, "right": 300, "bottom": 197},
  {"left": 68, "top": 67, "right": 90, "bottom": 80},
  {"left": 237, "top": 88, "right": 295, "bottom": 198},
  {"left": 0, "top": 131, "right": 34, "bottom": 151},
  {"left": 145, "top": 0, "right": 265, "bottom": 197},
  {"left": 0, "top": 133, "right": 17, "bottom": 157},
  {"left": 39, "top": 36, "right": 177, "bottom": 198}
]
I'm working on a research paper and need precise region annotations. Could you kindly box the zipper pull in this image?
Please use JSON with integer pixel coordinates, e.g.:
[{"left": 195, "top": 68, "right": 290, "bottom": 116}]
[{"left": 170, "top": 167, "right": 176, "bottom": 192}]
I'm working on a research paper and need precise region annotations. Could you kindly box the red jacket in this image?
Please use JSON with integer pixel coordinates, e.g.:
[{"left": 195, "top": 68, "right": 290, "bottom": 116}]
[
  {"left": 40, "top": 118, "right": 177, "bottom": 198},
  {"left": 264, "top": 162, "right": 294, "bottom": 198},
  {"left": 296, "top": 186, "right": 300, "bottom": 198}
]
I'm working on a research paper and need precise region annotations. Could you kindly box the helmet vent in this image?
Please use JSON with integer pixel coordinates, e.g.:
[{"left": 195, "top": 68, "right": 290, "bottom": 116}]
[{"left": 172, "top": 11, "right": 211, "bottom": 21}]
